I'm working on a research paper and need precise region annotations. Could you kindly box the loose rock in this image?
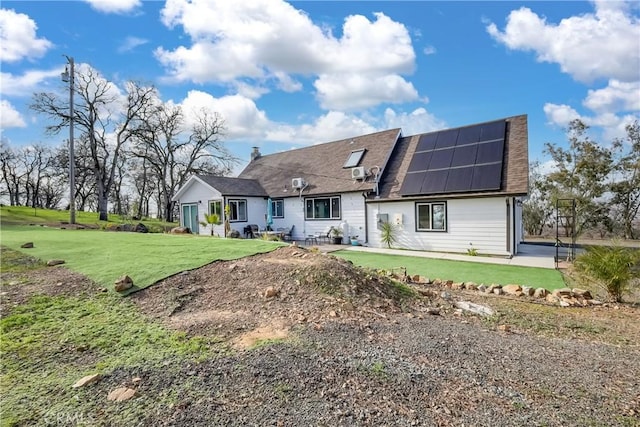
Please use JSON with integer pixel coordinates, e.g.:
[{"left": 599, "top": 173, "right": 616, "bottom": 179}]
[
  {"left": 114, "top": 275, "right": 133, "bottom": 292},
  {"left": 72, "top": 373, "right": 101, "bottom": 388},
  {"left": 107, "top": 387, "right": 136, "bottom": 402}
]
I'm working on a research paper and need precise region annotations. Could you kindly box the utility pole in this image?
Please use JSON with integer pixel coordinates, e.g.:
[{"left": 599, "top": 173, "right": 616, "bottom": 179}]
[{"left": 61, "top": 56, "right": 76, "bottom": 224}]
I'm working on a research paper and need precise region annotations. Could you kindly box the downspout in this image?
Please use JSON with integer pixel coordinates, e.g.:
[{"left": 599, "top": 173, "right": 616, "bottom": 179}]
[
  {"left": 363, "top": 192, "right": 369, "bottom": 245},
  {"left": 512, "top": 197, "right": 517, "bottom": 255},
  {"left": 506, "top": 198, "right": 512, "bottom": 256}
]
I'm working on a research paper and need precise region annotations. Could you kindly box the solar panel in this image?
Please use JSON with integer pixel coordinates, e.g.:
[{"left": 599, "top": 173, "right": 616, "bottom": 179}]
[
  {"left": 398, "top": 172, "right": 425, "bottom": 195},
  {"left": 445, "top": 166, "right": 474, "bottom": 192},
  {"left": 451, "top": 144, "right": 478, "bottom": 167},
  {"left": 429, "top": 147, "right": 454, "bottom": 170},
  {"left": 479, "top": 120, "right": 505, "bottom": 141},
  {"left": 471, "top": 163, "right": 503, "bottom": 191},
  {"left": 398, "top": 119, "right": 506, "bottom": 196},
  {"left": 435, "top": 129, "right": 459, "bottom": 149},
  {"left": 421, "top": 169, "right": 449, "bottom": 194},
  {"left": 416, "top": 133, "right": 438, "bottom": 151},
  {"left": 476, "top": 139, "right": 504, "bottom": 164},
  {"left": 457, "top": 125, "right": 481, "bottom": 145},
  {"left": 407, "top": 151, "right": 433, "bottom": 173}
]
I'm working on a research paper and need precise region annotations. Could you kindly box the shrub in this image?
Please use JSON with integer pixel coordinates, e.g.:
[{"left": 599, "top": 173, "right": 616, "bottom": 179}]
[
  {"left": 380, "top": 222, "right": 397, "bottom": 249},
  {"left": 574, "top": 244, "right": 639, "bottom": 302}
]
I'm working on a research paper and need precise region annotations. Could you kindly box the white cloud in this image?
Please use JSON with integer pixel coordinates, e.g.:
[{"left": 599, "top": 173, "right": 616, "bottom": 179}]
[
  {"left": 383, "top": 107, "right": 446, "bottom": 136},
  {"left": 583, "top": 80, "right": 640, "bottom": 113},
  {"left": 423, "top": 45, "right": 437, "bottom": 55},
  {"left": 117, "top": 36, "right": 148, "bottom": 53},
  {"left": 0, "top": 100, "right": 26, "bottom": 128},
  {"left": 0, "top": 9, "right": 52, "bottom": 63},
  {"left": 543, "top": 103, "right": 581, "bottom": 128},
  {"left": 179, "top": 91, "right": 270, "bottom": 140},
  {"left": 156, "top": 0, "right": 417, "bottom": 110},
  {"left": 314, "top": 73, "right": 418, "bottom": 111},
  {"left": 487, "top": 1, "right": 640, "bottom": 83},
  {"left": 543, "top": 102, "right": 638, "bottom": 141},
  {"left": 0, "top": 69, "right": 62, "bottom": 97},
  {"left": 287, "top": 111, "right": 377, "bottom": 144},
  {"left": 83, "top": 0, "right": 141, "bottom": 14}
]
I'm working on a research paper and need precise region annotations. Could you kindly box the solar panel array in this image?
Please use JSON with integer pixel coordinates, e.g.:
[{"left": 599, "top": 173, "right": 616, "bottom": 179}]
[{"left": 399, "top": 120, "right": 506, "bottom": 196}]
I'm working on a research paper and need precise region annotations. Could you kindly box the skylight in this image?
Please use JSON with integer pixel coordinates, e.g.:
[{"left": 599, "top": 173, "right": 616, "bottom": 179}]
[{"left": 344, "top": 149, "right": 366, "bottom": 168}]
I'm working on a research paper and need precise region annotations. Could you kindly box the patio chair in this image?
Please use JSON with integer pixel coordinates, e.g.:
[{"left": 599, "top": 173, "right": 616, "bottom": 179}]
[
  {"left": 315, "top": 226, "right": 334, "bottom": 244},
  {"left": 245, "top": 224, "right": 260, "bottom": 238},
  {"left": 282, "top": 225, "right": 294, "bottom": 241}
]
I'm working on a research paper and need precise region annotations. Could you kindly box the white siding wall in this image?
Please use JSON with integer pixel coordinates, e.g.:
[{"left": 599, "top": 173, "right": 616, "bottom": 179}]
[
  {"left": 366, "top": 197, "right": 511, "bottom": 256},
  {"left": 173, "top": 181, "right": 268, "bottom": 236},
  {"left": 174, "top": 182, "right": 222, "bottom": 235},
  {"left": 278, "top": 192, "right": 366, "bottom": 243}
]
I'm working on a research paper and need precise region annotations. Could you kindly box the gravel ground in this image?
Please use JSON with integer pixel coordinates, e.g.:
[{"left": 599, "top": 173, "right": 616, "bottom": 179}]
[
  {"left": 3, "top": 245, "right": 639, "bottom": 426},
  {"left": 90, "top": 314, "right": 639, "bottom": 427}
]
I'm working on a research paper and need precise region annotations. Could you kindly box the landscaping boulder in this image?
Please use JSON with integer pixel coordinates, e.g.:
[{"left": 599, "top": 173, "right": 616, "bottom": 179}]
[
  {"left": 21, "top": 242, "right": 34, "bottom": 249},
  {"left": 47, "top": 259, "right": 65, "bottom": 266},
  {"left": 454, "top": 301, "right": 495, "bottom": 316},
  {"left": 134, "top": 223, "right": 148, "bottom": 233},
  {"left": 114, "top": 275, "right": 133, "bottom": 292},
  {"left": 170, "top": 226, "right": 190, "bottom": 234},
  {"left": 502, "top": 284, "right": 522, "bottom": 295}
]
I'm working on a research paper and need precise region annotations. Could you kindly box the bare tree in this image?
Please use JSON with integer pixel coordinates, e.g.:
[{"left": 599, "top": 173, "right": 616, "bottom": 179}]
[
  {"left": 31, "top": 67, "right": 156, "bottom": 221},
  {"left": 0, "top": 142, "right": 23, "bottom": 206},
  {"left": 131, "top": 103, "right": 236, "bottom": 222}
]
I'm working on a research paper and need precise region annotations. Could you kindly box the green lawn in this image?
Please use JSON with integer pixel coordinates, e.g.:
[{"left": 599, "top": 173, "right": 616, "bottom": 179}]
[
  {"left": 0, "top": 205, "right": 176, "bottom": 231},
  {"left": 0, "top": 225, "right": 283, "bottom": 294},
  {"left": 333, "top": 250, "right": 567, "bottom": 290}
]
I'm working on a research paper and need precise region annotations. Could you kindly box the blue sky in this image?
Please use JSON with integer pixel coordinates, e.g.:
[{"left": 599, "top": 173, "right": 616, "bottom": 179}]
[{"left": 1, "top": 0, "right": 638, "bottom": 174}]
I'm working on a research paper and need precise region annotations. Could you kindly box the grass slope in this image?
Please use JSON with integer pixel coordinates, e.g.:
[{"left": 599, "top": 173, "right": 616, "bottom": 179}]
[
  {"left": 0, "top": 225, "right": 283, "bottom": 293},
  {"left": 334, "top": 250, "right": 566, "bottom": 290},
  {"left": 1, "top": 297, "right": 213, "bottom": 426},
  {"left": 0, "top": 205, "right": 176, "bottom": 230}
]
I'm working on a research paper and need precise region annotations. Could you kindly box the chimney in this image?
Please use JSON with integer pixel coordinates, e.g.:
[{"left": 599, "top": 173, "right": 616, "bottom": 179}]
[{"left": 251, "top": 146, "right": 261, "bottom": 161}]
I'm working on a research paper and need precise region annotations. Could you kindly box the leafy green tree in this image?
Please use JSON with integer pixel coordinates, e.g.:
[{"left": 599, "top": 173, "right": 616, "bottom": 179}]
[
  {"left": 544, "top": 119, "right": 614, "bottom": 237},
  {"left": 522, "top": 161, "right": 555, "bottom": 236},
  {"left": 609, "top": 121, "right": 640, "bottom": 239}
]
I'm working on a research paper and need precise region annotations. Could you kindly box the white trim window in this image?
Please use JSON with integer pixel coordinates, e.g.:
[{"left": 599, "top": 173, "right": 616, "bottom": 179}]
[
  {"left": 271, "top": 199, "right": 284, "bottom": 218},
  {"left": 305, "top": 196, "right": 341, "bottom": 220},
  {"left": 228, "top": 199, "right": 247, "bottom": 222},
  {"left": 209, "top": 200, "right": 222, "bottom": 217},
  {"left": 416, "top": 202, "right": 447, "bottom": 231}
]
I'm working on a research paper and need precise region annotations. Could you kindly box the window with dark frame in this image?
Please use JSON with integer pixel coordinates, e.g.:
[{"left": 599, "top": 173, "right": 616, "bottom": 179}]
[
  {"left": 416, "top": 202, "right": 447, "bottom": 231},
  {"left": 271, "top": 199, "right": 284, "bottom": 218},
  {"left": 228, "top": 199, "right": 247, "bottom": 222},
  {"left": 305, "top": 196, "right": 341, "bottom": 219},
  {"left": 343, "top": 149, "right": 366, "bottom": 168}
]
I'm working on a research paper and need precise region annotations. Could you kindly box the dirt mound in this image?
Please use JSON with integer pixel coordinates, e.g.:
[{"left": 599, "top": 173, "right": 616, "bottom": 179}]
[{"left": 131, "top": 245, "right": 416, "bottom": 347}]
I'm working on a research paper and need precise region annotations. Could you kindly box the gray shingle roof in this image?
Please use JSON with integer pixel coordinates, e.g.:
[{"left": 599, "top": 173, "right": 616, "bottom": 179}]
[
  {"left": 238, "top": 128, "right": 402, "bottom": 198},
  {"left": 196, "top": 175, "right": 267, "bottom": 197},
  {"left": 376, "top": 114, "right": 529, "bottom": 200}
]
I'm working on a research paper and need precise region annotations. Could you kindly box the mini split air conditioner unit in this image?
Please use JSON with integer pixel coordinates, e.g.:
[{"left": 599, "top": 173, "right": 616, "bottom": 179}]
[
  {"left": 351, "top": 166, "right": 366, "bottom": 180},
  {"left": 291, "top": 178, "right": 305, "bottom": 189}
]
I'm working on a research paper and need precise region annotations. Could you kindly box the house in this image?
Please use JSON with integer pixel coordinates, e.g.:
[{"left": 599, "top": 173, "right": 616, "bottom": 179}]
[{"left": 172, "top": 114, "right": 529, "bottom": 256}]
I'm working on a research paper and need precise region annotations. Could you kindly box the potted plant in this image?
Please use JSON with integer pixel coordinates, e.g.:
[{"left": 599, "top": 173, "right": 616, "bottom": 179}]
[
  {"left": 331, "top": 227, "right": 343, "bottom": 244},
  {"left": 350, "top": 235, "right": 359, "bottom": 246}
]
